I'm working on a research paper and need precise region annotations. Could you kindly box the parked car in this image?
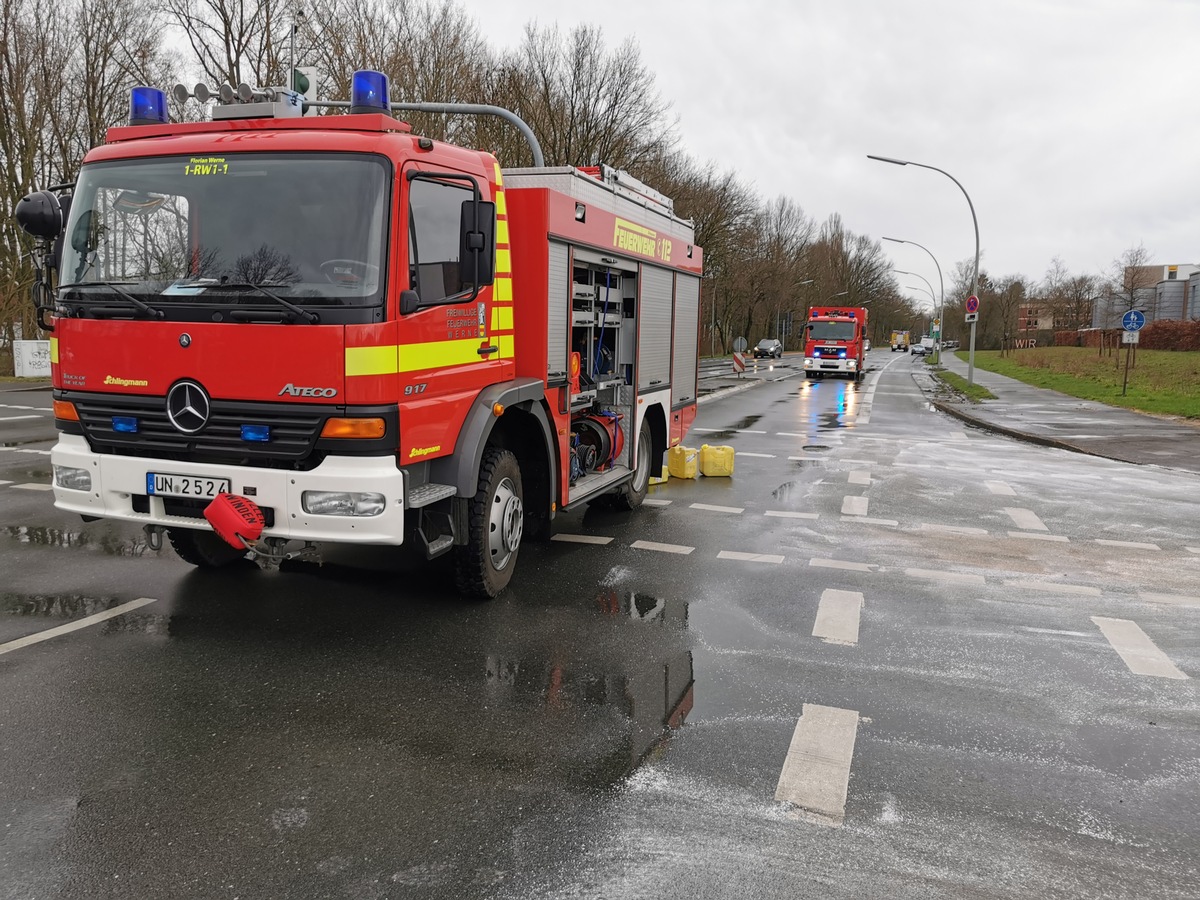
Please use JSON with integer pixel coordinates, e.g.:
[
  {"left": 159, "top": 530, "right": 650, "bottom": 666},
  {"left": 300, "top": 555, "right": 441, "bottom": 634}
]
[{"left": 753, "top": 338, "right": 783, "bottom": 359}]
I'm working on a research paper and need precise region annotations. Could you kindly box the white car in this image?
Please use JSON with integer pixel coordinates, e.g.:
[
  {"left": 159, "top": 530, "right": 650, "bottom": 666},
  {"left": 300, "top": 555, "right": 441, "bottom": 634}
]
[{"left": 864, "top": 339, "right": 872, "bottom": 352}]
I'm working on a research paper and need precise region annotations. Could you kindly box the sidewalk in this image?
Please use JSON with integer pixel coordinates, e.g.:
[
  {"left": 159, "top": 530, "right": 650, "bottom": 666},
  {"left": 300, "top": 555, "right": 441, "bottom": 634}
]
[{"left": 932, "top": 352, "right": 1200, "bottom": 475}]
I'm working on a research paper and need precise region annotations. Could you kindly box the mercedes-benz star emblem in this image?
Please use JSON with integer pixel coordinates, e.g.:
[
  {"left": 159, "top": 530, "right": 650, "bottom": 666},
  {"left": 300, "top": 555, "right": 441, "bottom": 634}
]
[
  {"left": 166, "top": 380, "right": 210, "bottom": 434},
  {"left": 179, "top": 333, "right": 192, "bottom": 348}
]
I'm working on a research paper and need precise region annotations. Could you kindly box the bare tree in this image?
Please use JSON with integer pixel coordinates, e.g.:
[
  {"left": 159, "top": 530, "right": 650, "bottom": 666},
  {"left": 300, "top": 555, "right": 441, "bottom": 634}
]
[{"left": 1101, "top": 242, "right": 1156, "bottom": 327}]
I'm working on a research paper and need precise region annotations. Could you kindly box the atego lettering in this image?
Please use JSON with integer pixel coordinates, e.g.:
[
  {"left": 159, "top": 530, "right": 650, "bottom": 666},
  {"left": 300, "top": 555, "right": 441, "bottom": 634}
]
[{"left": 278, "top": 383, "right": 337, "bottom": 398}]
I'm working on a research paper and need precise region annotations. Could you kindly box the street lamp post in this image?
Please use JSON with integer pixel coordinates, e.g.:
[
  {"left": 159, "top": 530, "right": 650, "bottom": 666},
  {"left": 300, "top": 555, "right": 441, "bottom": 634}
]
[
  {"left": 869, "top": 155, "right": 979, "bottom": 384},
  {"left": 884, "top": 237, "right": 944, "bottom": 362},
  {"left": 903, "top": 283, "right": 936, "bottom": 331},
  {"left": 896, "top": 269, "right": 936, "bottom": 335}
]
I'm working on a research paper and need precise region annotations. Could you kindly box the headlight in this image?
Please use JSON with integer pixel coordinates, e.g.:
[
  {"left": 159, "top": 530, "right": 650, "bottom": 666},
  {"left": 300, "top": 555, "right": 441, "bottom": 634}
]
[
  {"left": 301, "top": 490, "right": 386, "bottom": 517},
  {"left": 54, "top": 465, "right": 92, "bottom": 491},
  {"left": 847, "top": 360, "right": 857, "bottom": 368}
]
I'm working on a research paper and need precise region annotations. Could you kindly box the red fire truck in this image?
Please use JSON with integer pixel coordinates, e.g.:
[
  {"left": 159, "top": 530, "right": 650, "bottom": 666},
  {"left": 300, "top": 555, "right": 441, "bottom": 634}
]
[
  {"left": 802, "top": 305, "right": 869, "bottom": 381},
  {"left": 14, "top": 71, "right": 703, "bottom": 598}
]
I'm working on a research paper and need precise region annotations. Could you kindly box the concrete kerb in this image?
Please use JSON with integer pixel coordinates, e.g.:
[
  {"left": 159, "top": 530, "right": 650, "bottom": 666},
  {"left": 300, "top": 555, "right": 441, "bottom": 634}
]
[{"left": 931, "top": 399, "right": 1131, "bottom": 464}]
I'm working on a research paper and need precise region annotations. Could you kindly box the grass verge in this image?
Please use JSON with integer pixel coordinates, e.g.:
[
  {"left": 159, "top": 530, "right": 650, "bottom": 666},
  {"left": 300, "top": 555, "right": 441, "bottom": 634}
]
[
  {"left": 960, "top": 347, "right": 1200, "bottom": 418},
  {"left": 935, "top": 369, "right": 997, "bottom": 401}
]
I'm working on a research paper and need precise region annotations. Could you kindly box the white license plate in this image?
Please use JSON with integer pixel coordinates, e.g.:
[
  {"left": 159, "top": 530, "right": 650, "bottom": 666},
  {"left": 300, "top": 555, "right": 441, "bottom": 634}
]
[{"left": 147, "top": 472, "right": 231, "bottom": 499}]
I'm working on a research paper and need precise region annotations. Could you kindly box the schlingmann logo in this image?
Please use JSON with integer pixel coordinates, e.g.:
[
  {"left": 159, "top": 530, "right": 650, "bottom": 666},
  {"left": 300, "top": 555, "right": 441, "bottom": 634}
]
[
  {"left": 104, "top": 375, "right": 149, "bottom": 387},
  {"left": 278, "top": 383, "right": 337, "bottom": 398}
]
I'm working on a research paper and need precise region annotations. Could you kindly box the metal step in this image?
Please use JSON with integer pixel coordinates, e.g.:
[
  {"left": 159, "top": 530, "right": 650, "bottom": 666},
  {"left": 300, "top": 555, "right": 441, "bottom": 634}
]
[
  {"left": 407, "top": 482, "right": 456, "bottom": 508},
  {"left": 424, "top": 534, "right": 454, "bottom": 557}
]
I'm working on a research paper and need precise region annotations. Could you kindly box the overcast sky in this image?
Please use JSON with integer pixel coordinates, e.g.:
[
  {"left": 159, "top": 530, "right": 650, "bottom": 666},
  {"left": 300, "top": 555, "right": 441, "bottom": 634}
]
[{"left": 470, "top": 0, "right": 1197, "bottom": 306}]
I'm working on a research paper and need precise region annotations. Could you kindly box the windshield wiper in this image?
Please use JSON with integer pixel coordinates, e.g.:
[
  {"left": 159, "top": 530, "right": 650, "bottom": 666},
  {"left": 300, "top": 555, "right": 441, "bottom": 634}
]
[
  {"left": 59, "top": 281, "right": 164, "bottom": 319},
  {"left": 208, "top": 282, "right": 319, "bottom": 324}
]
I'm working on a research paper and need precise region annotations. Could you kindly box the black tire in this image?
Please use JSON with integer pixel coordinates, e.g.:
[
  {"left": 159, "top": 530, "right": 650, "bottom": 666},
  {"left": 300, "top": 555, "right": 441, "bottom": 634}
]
[
  {"left": 454, "top": 447, "right": 523, "bottom": 599},
  {"left": 611, "top": 420, "right": 652, "bottom": 511},
  {"left": 167, "top": 526, "right": 248, "bottom": 568}
]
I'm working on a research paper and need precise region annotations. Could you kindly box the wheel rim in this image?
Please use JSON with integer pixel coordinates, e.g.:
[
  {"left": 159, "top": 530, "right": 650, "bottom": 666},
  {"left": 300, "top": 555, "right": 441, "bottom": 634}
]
[
  {"left": 488, "top": 476, "right": 522, "bottom": 571},
  {"left": 632, "top": 433, "right": 651, "bottom": 492}
]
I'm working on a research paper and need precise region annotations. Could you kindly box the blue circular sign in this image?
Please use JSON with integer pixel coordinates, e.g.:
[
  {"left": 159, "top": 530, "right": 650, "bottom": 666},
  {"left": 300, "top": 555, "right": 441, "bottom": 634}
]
[{"left": 1122, "top": 309, "right": 1145, "bottom": 331}]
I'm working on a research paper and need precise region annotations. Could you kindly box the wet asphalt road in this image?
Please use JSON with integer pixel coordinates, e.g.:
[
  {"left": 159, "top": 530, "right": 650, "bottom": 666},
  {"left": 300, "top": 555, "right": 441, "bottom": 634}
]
[{"left": 1, "top": 354, "right": 1198, "bottom": 899}]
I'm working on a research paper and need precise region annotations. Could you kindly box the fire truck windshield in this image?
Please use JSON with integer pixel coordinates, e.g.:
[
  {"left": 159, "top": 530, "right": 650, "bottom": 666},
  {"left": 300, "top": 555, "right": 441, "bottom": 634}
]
[
  {"left": 59, "top": 153, "right": 389, "bottom": 314},
  {"left": 808, "top": 321, "right": 857, "bottom": 341}
]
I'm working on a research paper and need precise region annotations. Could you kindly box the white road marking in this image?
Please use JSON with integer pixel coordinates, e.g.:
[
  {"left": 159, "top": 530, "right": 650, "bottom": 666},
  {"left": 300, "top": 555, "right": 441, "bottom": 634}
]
[
  {"left": 946, "top": 431, "right": 969, "bottom": 441},
  {"left": 16, "top": 449, "right": 51, "bottom": 455},
  {"left": 690, "top": 503, "right": 745, "bottom": 514},
  {"left": 918, "top": 523, "right": 989, "bottom": 536},
  {"left": 1139, "top": 592, "right": 1200, "bottom": 608},
  {"left": 842, "top": 516, "right": 898, "bottom": 527},
  {"left": 810, "top": 558, "right": 874, "bottom": 572},
  {"left": 642, "top": 498, "right": 672, "bottom": 507},
  {"left": 1010, "top": 580, "right": 1102, "bottom": 596},
  {"left": 842, "top": 496, "right": 868, "bottom": 516},
  {"left": 1003, "top": 507, "right": 1048, "bottom": 531},
  {"left": 0, "top": 415, "right": 40, "bottom": 422},
  {"left": 1020, "top": 627, "right": 1092, "bottom": 637},
  {"left": 777, "top": 433, "right": 809, "bottom": 438},
  {"left": 0, "top": 404, "right": 49, "bottom": 411},
  {"left": 766, "top": 510, "right": 818, "bottom": 520},
  {"left": 691, "top": 427, "right": 722, "bottom": 433},
  {"left": 1188, "top": 547, "right": 1200, "bottom": 555},
  {"left": 775, "top": 704, "right": 860, "bottom": 827},
  {"left": 1007, "top": 531, "right": 1069, "bottom": 542},
  {"left": 551, "top": 533, "right": 614, "bottom": 545},
  {"left": 813, "top": 589, "right": 863, "bottom": 645},
  {"left": 985, "top": 480, "right": 1016, "bottom": 496},
  {"left": 718, "top": 550, "right": 784, "bottom": 564},
  {"left": 631, "top": 540, "right": 694, "bottom": 555},
  {"left": 848, "top": 471, "right": 871, "bottom": 485},
  {"left": 1091, "top": 617, "right": 1188, "bottom": 680},
  {"left": 1095, "top": 539, "right": 1160, "bottom": 551},
  {"left": 788, "top": 456, "right": 820, "bottom": 462},
  {"left": 13, "top": 483, "right": 54, "bottom": 491},
  {"left": 905, "top": 568, "right": 986, "bottom": 585},
  {"left": 0, "top": 597, "right": 160, "bottom": 656},
  {"left": 0, "top": 480, "right": 11, "bottom": 486},
  {"left": 736, "top": 452, "right": 776, "bottom": 458},
  {"left": 839, "top": 459, "right": 875, "bottom": 465},
  {"left": 735, "top": 429, "right": 767, "bottom": 434}
]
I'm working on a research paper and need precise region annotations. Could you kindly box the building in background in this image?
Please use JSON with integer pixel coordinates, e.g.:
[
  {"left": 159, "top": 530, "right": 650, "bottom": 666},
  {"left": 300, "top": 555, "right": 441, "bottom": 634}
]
[{"left": 1092, "top": 263, "right": 1198, "bottom": 328}]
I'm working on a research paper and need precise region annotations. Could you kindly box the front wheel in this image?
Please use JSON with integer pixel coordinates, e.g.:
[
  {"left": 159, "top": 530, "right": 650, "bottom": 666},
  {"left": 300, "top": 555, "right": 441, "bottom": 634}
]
[{"left": 454, "top": 447, "right": 523, "bottom": 599}]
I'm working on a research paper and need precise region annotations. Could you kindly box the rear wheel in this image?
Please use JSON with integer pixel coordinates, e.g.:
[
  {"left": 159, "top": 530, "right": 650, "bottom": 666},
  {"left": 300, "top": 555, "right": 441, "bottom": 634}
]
[
  {"left": 611, "top": 420, "right": 652, "bottom": 510},
  {"left": 167, "top": 527, "right": 248, "bottom": 568},
  {"left": 454, "top": 447, "right": 523, "bottom": 599}
]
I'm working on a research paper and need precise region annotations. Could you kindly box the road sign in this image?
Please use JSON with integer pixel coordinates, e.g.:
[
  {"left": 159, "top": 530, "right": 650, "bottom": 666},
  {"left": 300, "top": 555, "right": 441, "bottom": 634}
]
[
  {"left": 1122, "top": 309, "right": 1146, "bottom": 331},
  {"left": 965, "top": 312, "right": 978, "bottom": 323},
  {"left": 733, "top": 336, "right": 748, "bottom": 352},
  {"left": 1121, "top": 330, "right": 1140, "bottom": 344},
  {"left": 965, "top": 295, "right": 980, "bottom": 314},
  {"left": 732, "top": 351, "right": 746, "bottom": 374}
]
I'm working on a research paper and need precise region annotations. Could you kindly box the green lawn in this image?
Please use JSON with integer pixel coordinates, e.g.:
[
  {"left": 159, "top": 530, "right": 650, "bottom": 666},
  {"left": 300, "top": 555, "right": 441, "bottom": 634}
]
[{"left": 961, "top": 347, "right": 1200, "bottom": 418}]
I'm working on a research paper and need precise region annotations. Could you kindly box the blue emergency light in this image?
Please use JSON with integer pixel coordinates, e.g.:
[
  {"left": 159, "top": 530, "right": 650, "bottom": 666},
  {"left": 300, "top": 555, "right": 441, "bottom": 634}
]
[
  {"left": 241, "top": 424, "right": 271, "bottom": 442},
  {"left": 350, "top": 70, "right": 389, "bottom": 114},
  {"left": 111, "top": 415, "right": 139, "bottom": 433},
  {"left": 129, "top": 87, "right": 169, "bottom": 125}
]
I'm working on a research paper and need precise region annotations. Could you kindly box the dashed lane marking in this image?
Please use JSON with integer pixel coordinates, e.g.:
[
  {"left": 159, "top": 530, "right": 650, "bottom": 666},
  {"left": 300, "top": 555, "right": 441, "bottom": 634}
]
[
  {"left": 737, "top": 452, "right": 777, "bottom": 458},
  {"left": 0, "top": 480, "right": 11, "bottom": 486},
  {"left": 0, "top": 404, "right": 50, "bottom": 411},
  {"left": 810, "top": 558, "right": 874, "bottom": 573},
  {"left": 13, "top": 483, "right": 54, "bottom": 491},
  {"left": 690, "top": 503, "right": 745, "bottom": 514},
  {"left": 735, "top": 429, "right": 767, "bottom": 434},
  {"left": 842, "top": 516, "right": 897, "bottom": 527},
  {"left": 848, "top": 471, "right": 871, "bottom": 485},
  {"left": 717, "top": 550, "right": 784, "bottom": 564},
  {"left": 1003, "top": 507, "right": 1049, "bottom": 531},
  {"left": 551, "top": 534, "right": 614, "bottom": 545},
  {"left": 813, "top": 589, "right": 863, "bottom": 645},
  {"left": 16, "top": 449, "right": 51, "bottom": 455},
  {"left": 1091, "top": 617, "right": 1188, "bottom": 680},
  {"left": 985, "top": 480, "right": 1016, "bottom": 496},
  {"left": 918, "top": 523, "right": 989, "bottom": 536},
  {"left": 0, "top": 415, "right": 41, "bottom": 422},
  {"left": 775, "top": 704, "right": 860, "bottom": 828},
  {"left": 905, "top": 568, "right": 986, "bottom": 585},
  {"left": 1139, "top": 592, "right": 1200, "bottom": 608},
  {"left": 1020, "top": 627, "right": 1092, "bottom": 637},
  {"left": 1008, "top": 531, "right": 1069, "bottom": 542},
  {"left": 643, "top": 498, "right": 672, "bottom": 507},
  {"left": 765, "top": 510, "right": 818, "bottom": 520},
  {"left": 1095, "top": 539, "right": 1160, "bottom": 551},
  {"left": 630, "top": 540, "right": 694, "bottom": 555},
  {"left": 1010, "top": 580, "right": 1102, "bottom": 596},
  {"left": 841, "top": 496, "right": 868, "bottom": 516},
  {"left": 0, "top": 597, "right": 160, "bottom": 656},
  {"left": 1188, "top": 547, "right": 1200, "bottom": 555}
]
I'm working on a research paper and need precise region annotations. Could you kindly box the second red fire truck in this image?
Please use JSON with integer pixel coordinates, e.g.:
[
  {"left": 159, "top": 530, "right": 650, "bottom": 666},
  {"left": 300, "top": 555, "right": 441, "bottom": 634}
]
[
  {"left": 802, "top": 305, "right": 869, "bottom": 381},
  {"left": 15, "top": 70, "right": 703, "bottom": 598}
]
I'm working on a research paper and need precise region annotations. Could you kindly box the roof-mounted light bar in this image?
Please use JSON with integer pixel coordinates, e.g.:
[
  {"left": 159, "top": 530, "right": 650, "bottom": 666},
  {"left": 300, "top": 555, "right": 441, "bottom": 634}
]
[
  {"left": 129, "top": 87, "right": 168, "bottom": 125},
  {"left": 350, "top": 70, "right": 389, "bottom": 114}
]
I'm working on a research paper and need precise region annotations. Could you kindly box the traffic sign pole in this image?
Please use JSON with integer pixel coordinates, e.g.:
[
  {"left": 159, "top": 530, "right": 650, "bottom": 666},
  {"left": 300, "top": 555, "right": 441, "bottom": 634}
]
[{"left": 965, "top": 295, "right": 980, "bottom": 384}]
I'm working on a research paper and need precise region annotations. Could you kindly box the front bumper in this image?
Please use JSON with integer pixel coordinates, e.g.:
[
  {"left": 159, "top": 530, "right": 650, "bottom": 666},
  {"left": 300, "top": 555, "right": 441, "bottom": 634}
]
[
  {"left": 804, "top": 357, "right": 858, "bottom": 373},
  {"left": 50, "top": 433, "right": 408, "bottom": 545}
]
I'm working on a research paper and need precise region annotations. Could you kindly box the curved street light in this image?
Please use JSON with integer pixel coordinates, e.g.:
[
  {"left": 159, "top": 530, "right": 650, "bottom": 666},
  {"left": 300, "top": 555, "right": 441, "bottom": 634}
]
[
  {"left": 884, "top": 237, "right": 944, "bottom": 362},
  {"left": 869, "top": 154, "right": 980, "bottom": 383}
]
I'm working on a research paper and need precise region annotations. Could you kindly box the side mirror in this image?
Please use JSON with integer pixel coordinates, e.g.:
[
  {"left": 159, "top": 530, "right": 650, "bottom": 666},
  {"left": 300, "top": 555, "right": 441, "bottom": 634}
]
[
  {"left": 459, "top": 199, "right": 495, "bottom": 286},
  {"left": 14, "top": 190, "right": 63, "bottom": 240},
  {"left": 399, "top": 288, "right": 421, "bottom": 316},
  {"left": 50, "top": 194, "right": 72, "bottom": 272}
]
